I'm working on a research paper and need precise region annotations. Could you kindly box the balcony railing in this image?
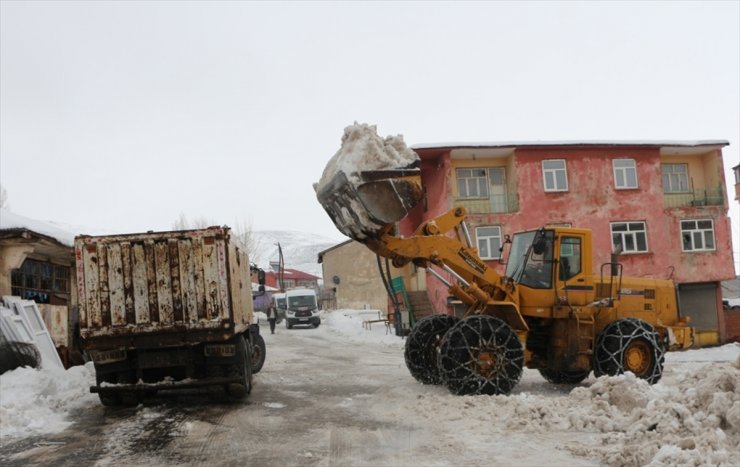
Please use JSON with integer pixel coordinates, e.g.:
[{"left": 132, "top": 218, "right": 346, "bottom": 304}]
[
  {"left": 663, "top": 187, "right": 724, "bottom": 208},
  {"left": 452, "top": 194, "right": 519, "bottom": 214}
]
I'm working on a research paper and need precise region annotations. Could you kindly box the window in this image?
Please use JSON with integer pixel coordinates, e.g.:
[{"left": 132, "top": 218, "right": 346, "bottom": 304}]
[
  {"left": 10, "top": 259, "right": 70, "bottom": 304},
  {"left": 559, "top": 237, "right": 582, "bottom": 281},
  {"left": 456, "top": 168, "right": 489, "bottom": 198},
  {"left": 662, "top": 164, "right": 689, "bottom": 193},
  {"left": 542, "top": 160, "right": 568, "bottom": 192},
  {"left": 476, "top": 226, "right": 502, "bottom": 260},
  {"left": 681, "top": 219, "right": 715, "bottom": 251},
  {"left": 611, "top": 222, "right": 648, "bottom": 253},
  {"left": 613, "top": 159, "right": 638, "bottom": 189},
  {"left": 455, "top": 167, "right": 508, "bottom": 213}
]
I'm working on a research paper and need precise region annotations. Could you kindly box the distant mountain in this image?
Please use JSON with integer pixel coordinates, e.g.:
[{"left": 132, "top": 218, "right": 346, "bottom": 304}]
[{"left": 251, "top": 230, "right": 345, "bottom": 278}]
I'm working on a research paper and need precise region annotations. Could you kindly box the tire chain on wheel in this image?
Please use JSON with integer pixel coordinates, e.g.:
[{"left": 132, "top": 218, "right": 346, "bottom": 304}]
[
  {"left": 593, "top": 317, "right": 665, "bottom": 384},
  {"left": 439, "top": 315, "right": 524, "bottom": 396},
  {"left": 404, "top": 314, "right": 460, "bottom": 385}
]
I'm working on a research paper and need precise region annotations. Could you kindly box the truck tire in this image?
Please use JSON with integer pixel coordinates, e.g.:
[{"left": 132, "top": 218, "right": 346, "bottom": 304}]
[
  {"left": 593, "top": 318, "right": 664, "bottom": 384},
  {"left": 251, "top": 333, "right": 266, "bottom": 374},
  {"left": 538, "top": 368, "right": 590, "bottom": 385},
  {"left": 438, "top": 315, "right": 524, "bottom": 395},
  {"left": 227, "top": 336, "right": 252, "bottom": 400},
  {"left": 404, "top": 314, "right": 460, "bottom": 385}
]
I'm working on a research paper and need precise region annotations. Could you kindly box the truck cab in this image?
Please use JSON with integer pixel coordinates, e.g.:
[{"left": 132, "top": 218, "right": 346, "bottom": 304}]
[{"left": 284, "top": 288, "right": 320, "bottom": 329}]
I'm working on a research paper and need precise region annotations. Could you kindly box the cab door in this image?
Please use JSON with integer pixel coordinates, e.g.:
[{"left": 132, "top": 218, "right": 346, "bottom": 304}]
[{"left": 556, "top": 234, "right": 591, "bottom": 306}]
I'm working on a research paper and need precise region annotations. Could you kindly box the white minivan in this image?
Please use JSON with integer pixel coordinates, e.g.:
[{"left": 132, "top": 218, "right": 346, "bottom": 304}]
[{"left": 284, "top": 288, "right": 320, "bottom": 328}]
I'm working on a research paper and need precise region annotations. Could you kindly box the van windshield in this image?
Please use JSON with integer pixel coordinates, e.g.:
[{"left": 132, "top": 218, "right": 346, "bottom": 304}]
[{"left": 287, "top": 295, "right": 317, "bottom": 309}]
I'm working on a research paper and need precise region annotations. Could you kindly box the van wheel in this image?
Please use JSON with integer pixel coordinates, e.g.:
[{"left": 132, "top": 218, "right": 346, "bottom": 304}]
[
  {"left": 593, "top": 318, "right": 664, "bottom": 384},
  {"left": 251, "top": 334, "right": 266, "bottom": 374}
]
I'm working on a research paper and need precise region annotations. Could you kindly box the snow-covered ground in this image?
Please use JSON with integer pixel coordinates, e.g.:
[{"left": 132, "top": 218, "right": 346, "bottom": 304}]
[{"left": 2, "top": 310, "right": 739, "bottom": 466}]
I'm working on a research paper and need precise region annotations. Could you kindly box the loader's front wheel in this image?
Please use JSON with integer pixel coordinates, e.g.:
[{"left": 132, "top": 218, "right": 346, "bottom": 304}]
[
  {"left": 593, "top": 318, "right": 664, "bottom": 384},
  {"left": 404, "top": 314, "right": 460, "bottom": 385},
  {"left": 538, "top": 368, "right": 590, "bottom": 385},
  {"left": 439, "top": 315, "right": 523, "bottom": 395}
]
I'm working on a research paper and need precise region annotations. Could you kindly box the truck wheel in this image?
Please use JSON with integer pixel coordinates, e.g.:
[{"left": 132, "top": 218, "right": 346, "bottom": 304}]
[
  {"left": 439, "top": 315, "right": 524, "bottom": 395},
  {"left": 593, "top": 318, "right": 665, "bottom": 384},
  {"left": 404, "top": 314, "right": 460, "bottom": 385},
  {"left": 251, "top": 334, "right": 266, "bottom": 374},
  {"left": 538, "top": 368, "right": 590, "bottom": 384},
  {"left": 227, "top": 337, "right": 252, "bottom": 400},
  {"left": 95, "top": 372, "right": 121, "bottom": 406},
  {"left": 285, "top": 319, "right": 292, "bottom": 329}
]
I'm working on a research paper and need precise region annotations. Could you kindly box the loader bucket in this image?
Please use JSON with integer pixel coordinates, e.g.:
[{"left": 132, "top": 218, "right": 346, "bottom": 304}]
[{"left": 316, "top": 169, "right": 423, "bottom": 241}]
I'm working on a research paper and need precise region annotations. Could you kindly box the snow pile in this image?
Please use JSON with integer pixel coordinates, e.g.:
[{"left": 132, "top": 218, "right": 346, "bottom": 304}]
[
  {"left": 315, "top": 123, "right": 419, "bottom": 190},
  {"left": 319, "top": 309, "right": 405, "bottom": 349},
  {"left": 0, "top": 362, "right": 97, "bottom": 439},
  {"left": 566, "top": 362, "right": 740, "bottom": 466}
]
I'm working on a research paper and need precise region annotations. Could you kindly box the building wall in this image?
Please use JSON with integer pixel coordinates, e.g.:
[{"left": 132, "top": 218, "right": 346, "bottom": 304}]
[
  {"left": 320, "top": 241, "right": 401, "bottom": 311},
  {"left": 406, "top": 144, "right": 735, "bottom": 324}
]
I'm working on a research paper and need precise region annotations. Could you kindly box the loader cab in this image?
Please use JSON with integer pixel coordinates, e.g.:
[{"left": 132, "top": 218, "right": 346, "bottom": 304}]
[
  {"left": 506, "top": 229, "right": 555, "bottom": 289},
  {"left": 505, "top": 227, "right": 591, "bottom": 298}
]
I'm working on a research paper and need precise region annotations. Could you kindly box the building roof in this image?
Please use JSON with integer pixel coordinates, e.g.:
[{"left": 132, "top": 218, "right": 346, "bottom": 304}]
[
  {"left": 0, "top": 208, "right": 75, "bottom": 247},
  {"left": 411, "top": 140, "right": 729, "bottom": 151},
  {"left": 267, "top": 268, "right": 320, "bottom": 281},
  {"left": 317, "top": 239, "right": 354, "bottom": 263}
]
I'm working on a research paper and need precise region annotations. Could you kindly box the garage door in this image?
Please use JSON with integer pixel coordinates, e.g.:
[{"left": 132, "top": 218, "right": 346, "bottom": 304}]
[{"left": 678, "top": 282, "right": 719, "bottom": 331}]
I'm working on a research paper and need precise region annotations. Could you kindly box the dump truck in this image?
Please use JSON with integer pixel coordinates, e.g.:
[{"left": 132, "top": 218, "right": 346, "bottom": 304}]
[
  {"left": 74, "top": 226, "right": 266, "bottom": 406},
  {"left": 315, "top": 123, "right": 696, "bottom": 395}
]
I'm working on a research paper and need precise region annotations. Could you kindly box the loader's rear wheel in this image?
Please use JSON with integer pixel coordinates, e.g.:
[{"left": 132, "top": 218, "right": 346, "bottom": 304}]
[
  {"left": 439, "top": 315, "right": 523, "bottom": 395},
  {"left": 538, "top": 368, "right": 590, "bottom": 385},
  {"left": 593, "top": 318, "right": 664, "bottom": 384},
  {"left": 251, "top": 334, "right": 266, "bottom": 374},
  {"left": 404, "top": 314, "right": 460, "bottom": 385}
]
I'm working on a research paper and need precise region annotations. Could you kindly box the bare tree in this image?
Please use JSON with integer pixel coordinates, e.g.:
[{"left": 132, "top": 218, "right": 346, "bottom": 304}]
[
  {"left": 233, "top": 218, "right": 262, "bottom": 264},
  {"left": 172, "top": 213, "right": 217, "bottom": 230}
]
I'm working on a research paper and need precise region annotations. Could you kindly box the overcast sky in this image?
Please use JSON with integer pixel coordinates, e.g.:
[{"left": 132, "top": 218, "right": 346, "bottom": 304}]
[{"left": 1, "top": 1, "right": 738, "bottom": 268}]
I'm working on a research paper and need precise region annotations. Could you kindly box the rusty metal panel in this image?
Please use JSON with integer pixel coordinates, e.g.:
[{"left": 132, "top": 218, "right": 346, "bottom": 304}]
[
  {"left": 107, "top": 243, "right": 125, "bottom": 326},
  {"left": 74, "top": 227, "right": 242, "bottom": 343},
  {"left": 131, "top": 243, "right": 150, "bottom": 324}
]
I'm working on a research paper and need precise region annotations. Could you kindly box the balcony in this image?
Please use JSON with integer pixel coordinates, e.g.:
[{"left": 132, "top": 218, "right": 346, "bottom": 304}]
[
  {"left": 663, "top": 187, "right": 724, "bottom": 208},
  {"left": 452, "top": 194, "right": 519, "bottom": 214}
]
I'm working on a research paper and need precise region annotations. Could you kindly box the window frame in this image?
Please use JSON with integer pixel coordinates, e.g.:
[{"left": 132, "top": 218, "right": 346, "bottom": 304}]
[
  {"left": 610, "top": 221, "right": 649, "bottom": 254},
  {"left": 456, "top": 168, "right": 489, "bottom": 199},
  {"left": 475, "top": 225, "right": 503, "bottom": 260},
  {"left": 613, "top": 158, "right": 638, "bottom": 190},
  {"left": 542, "top": 159, "right": 568, "bottom": 192},
  {"left": 662, "top": 163, "right": 690, "bottom": 193},
  {"left": 680, "top": 219, "right": 716, "bottom": 252},
  {"left": 10, "top": 258, "right": 70, "bottom": 304}
]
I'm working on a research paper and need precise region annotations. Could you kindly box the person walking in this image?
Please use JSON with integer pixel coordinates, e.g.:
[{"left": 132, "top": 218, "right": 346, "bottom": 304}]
[{"left": 267, "top": 305, "right": 278, "bottom": 334}]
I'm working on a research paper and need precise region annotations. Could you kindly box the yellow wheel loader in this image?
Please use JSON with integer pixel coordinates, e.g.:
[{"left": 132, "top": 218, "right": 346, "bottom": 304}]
[{"left": 315, "top": 124, "right": 695, "bottom": 396}]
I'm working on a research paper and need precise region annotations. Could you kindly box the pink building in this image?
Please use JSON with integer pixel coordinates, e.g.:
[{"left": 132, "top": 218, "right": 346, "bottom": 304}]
[{"left": 401, "top": 140, "right": 735, "bottom": 341}]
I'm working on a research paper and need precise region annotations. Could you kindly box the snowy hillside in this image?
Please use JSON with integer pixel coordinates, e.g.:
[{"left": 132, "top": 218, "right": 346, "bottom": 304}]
[{"left": 251, "top": 230, "right": 345, "bottom": 278}]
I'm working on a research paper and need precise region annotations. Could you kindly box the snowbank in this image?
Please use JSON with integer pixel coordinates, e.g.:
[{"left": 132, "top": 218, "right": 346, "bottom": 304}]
[{"left": 0, "top": 362, "right": 97, "bottom": 439}]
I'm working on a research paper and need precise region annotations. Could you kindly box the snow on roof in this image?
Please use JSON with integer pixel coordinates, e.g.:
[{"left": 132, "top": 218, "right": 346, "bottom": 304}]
[
  {"left": 411, "top": 140, "right": 730, "bottom": 151},
  {"left": 0, "top": 208, "right": 75, "bottom": 247}
]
